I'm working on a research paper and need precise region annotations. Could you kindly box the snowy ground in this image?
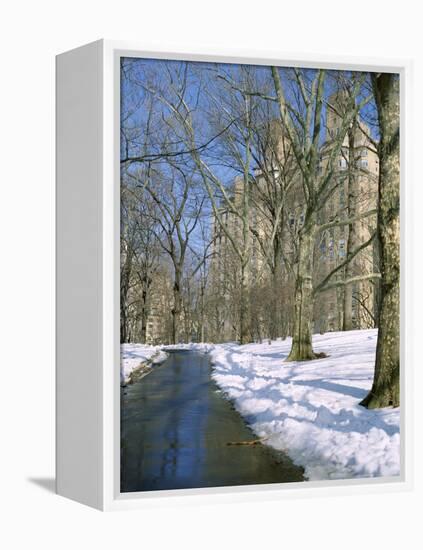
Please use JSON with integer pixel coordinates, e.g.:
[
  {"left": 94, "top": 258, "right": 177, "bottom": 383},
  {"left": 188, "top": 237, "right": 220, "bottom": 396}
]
[
  {"left": 121, "top": 331, "right": 400, "bottom": 481},
  {"left": 210, "top": 329, "right": 400, "bottom": 481},
  {"left": 121, "top": 342, "right": 212, "bottom": 385},
  {"left": 162, "top": 342, "right": 214, "bottom": 353},
  {"left": 120, "top": 344, "right": 168, "bottom": 385}
]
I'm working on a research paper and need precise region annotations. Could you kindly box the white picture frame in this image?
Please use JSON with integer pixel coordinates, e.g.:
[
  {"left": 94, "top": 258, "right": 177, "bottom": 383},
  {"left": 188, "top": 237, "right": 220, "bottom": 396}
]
[{"left": 56, "top": 39, "right": 413, "bottom": 511}]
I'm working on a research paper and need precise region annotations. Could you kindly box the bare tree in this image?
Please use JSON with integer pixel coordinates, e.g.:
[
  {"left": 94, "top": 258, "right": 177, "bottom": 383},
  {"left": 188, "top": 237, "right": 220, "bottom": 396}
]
[
  {"left": 119, "top": 58, "right": 398, "bottom": 380},
  {"left": 361, "top": 73, "right": 400, "bottom": 408},
  {"left": 139, "top": 166, "right": 205, "bottom": 344},
  {"left": 121, "top": 60, "right": 214, "bottom": 345},
  {"left": 120, "top": 175, "right": 161, "bottom": 343},
  {"left": 248, "top": 117, "right": 298, "bottom": 339},
  {"left": 271, "top": 67, "right": 374, "bottom": 360},
  {"left": 164, "top": 64, "right": 258, "bottom": 343}
]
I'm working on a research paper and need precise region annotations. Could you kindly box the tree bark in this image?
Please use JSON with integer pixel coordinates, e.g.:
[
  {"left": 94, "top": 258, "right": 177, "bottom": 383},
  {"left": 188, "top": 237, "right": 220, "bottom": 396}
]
[
  {"left": 343, "top": 124, "right": 358, "bottom": 331},
  {"left": 287, "top": 226, "right": 316, "bottom": 361},
  {"left": 199, "top": 281, "right": 205, "bottom": 342},
  {"left": 120, "top": 246, "right": 134, "bottom": 343},
  {"left": 361, "top": 74, "right": 400, "bottom": 409},
  {"left": 269, "top": 231, "right": 283, "bottom": 340},
  {"left": 269, "top": 266, "right": 279, "bottom": 341},
  {"left": 239, "top": 263, "right": 250, "bottom": 344},
  {"left": 140, "top": 285, "right": 148, "bottom": 344},
  {"left": 171, "top": 271, "right": 182, "bottom": 345}
]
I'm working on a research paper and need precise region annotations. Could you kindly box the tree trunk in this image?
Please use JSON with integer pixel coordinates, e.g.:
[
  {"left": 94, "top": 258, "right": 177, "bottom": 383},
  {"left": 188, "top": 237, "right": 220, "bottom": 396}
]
[
  {"left": 120, "top": 305, "right": 128, "bottom": 343},
  {"left": 239, "top": 263, "right": 250, "bottom": 344},
  {"left": 269, "top": 266, "right": 279, "bottom": 341},
  {"left": 373, "top": 233, "right": 382, "bottom": 328},
  {"left": 120, "top": 263, "right": 132, "bottom": 343},
  {"left": 200, "top": 282, "right": 205, "bottom": 342},
  {"left": 171, "top": 272, "right": 182, "bottom": 345},
  {"left": 140, "top": 286, "right": 148, "bottom": 344},
  {"left": 343, "top": 125, "right": 358, "bottom": 331},
  {"left": 361, "top": 74, "right": 399, "bottom": 409},
  {"left": 287, "top": 226, "right": 316, "bottom": 361},
  {"left": 269, "top": 232, "right": 282, "bottom": 340}
]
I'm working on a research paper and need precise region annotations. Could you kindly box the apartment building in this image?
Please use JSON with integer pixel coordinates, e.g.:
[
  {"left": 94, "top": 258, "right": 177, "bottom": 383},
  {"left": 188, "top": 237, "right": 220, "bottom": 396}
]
[
  {"left": 209, "top": 94, "right": 379, "bottom": 341},
  {"left": 314, "top": 92, "right": 379, "bottom": 332}
]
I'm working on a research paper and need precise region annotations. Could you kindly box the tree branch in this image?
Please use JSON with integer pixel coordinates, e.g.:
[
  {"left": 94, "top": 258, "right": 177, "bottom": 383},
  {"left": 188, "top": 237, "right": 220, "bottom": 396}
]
[
  {"left": 316, "top": 273, "right": 381, "bottom": 294},
  {"left": 313, "top": 231, "right": 376, "bottom": 295},
  {"left": 316, "top": 209, "right": 377, "bottom": 233}
]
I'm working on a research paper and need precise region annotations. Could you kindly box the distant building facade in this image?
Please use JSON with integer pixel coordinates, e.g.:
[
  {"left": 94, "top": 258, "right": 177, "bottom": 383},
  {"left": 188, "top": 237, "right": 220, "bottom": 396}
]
[
  {"left": 314, "top": 92, "right": 379, "bottom": 332},
  {"left": 209, "top": 95, "right": 379, "bottom": 341}
]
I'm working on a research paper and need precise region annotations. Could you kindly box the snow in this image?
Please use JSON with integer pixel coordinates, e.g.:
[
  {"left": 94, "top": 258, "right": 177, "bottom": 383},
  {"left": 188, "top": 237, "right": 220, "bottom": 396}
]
[
  {"left": 121, "top": 330, "right": 400, "bottom": 481},
  {"left": 121, "top": 344, "right": 168, "bottom": 385},
  {"left": 121, "top": 342, "right": 211, "bottom": 385},
  {"left": 162, "top": 342, "right": 214, "bottom": 353},
  {"left": 209, "top": 329, "right": 400, "bottom": 481}
]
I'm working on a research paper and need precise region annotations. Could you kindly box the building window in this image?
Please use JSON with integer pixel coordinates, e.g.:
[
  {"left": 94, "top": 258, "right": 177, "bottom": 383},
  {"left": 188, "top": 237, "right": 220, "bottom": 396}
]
[
  {"left": 339, "top": 157, "right": 347, "bottom": 170},
  {"left": 339, "top": 239, "right": 346, "bottom": 257},
  {"left": 361, "top": 148, "right": 368, "bottom": 157},
  {"left": 360, "top": 159, "right": 368, "bottom": 168}
]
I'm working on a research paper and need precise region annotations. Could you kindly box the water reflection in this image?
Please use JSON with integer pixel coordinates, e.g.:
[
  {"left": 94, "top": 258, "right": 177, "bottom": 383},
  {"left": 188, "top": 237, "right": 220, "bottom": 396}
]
[{"left": 121, "top": 351, "right": 304, "bottom": 492}]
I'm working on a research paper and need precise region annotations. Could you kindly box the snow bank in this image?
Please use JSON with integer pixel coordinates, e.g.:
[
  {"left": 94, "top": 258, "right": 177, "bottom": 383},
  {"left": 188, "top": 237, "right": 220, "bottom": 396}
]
[
  {"left": 210, "top": 329, "right": 400, "bottom": 481},
  {"left": 162, "top": 342, "right": 214, "bottom": 353},
  {"left": 121, "top": 344, "right": 168, "bottom": 385}
]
